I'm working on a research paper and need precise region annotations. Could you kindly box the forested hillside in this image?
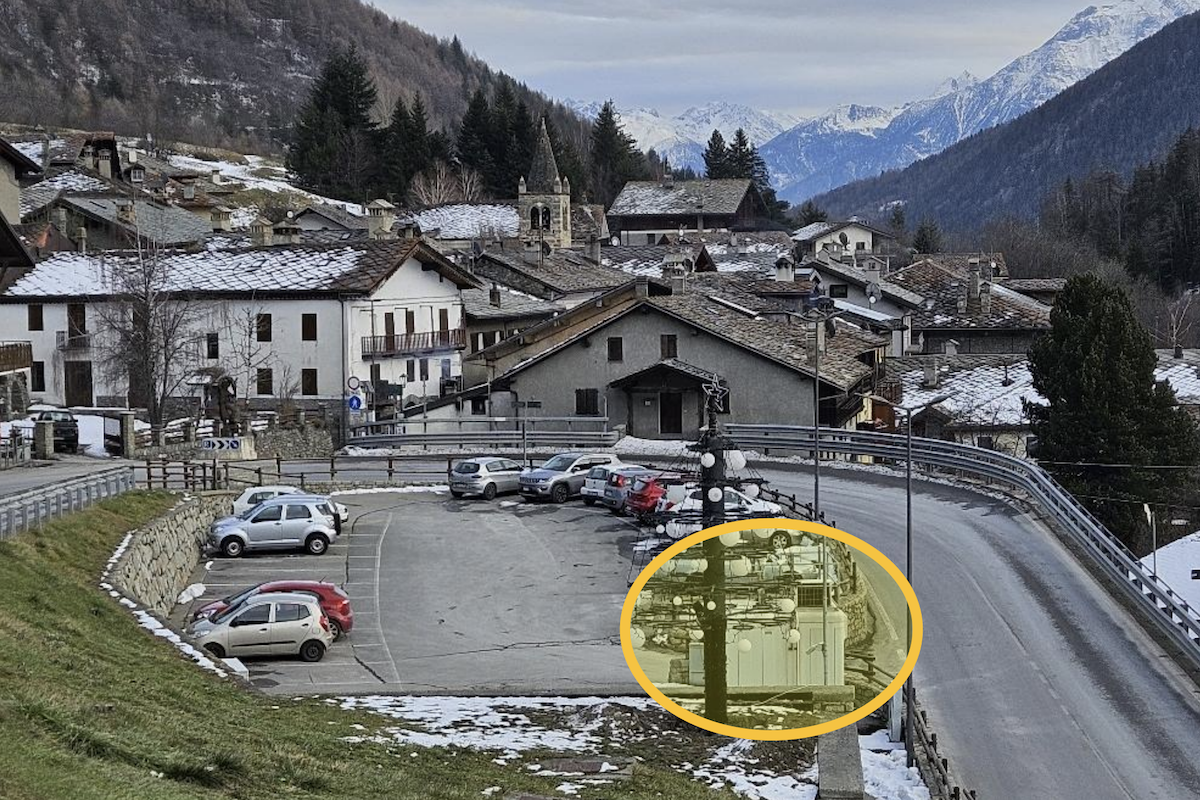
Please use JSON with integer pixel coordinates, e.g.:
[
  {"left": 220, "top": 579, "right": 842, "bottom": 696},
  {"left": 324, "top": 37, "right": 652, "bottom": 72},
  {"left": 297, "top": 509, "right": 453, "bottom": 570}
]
[
  {"left": 0, "top": 0, "right": 588, "bottom": 154},
  {"left": 812, "top": 11, "right": 1200, "bottom": 230}
]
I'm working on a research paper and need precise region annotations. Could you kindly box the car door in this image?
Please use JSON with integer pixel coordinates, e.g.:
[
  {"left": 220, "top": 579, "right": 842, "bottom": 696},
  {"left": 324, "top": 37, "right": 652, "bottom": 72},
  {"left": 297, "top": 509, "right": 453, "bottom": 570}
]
[
  {"left": 281, "top": 504, "right": 314, "bottom": 545},
  {"left": 568, "top": 458, "right": 597, "bottom": 492},
  {"left": 270, "top": 602, "right": 315, "bottom": 655},
  {"left": 246, "top": 505, "right": 285, "bottom": 547},
  {"left": 225, "top": 603, "right": 272, "bottom": 656},
  {"left": 497, "top": 460, "right": 522, "bottom": 492}
]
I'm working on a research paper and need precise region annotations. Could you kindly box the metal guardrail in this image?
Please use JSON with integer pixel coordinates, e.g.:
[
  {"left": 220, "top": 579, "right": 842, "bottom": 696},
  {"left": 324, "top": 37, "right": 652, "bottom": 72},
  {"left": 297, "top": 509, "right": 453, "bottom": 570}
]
[
  {"left": 725, "top": 424, "right": 1200, "bottom": 667},
  {"left": 347, "top": 429, "right": 622, "bottom": 450},
  {"left": 0, "top": 466, "right": 136, "bottom": 539}
]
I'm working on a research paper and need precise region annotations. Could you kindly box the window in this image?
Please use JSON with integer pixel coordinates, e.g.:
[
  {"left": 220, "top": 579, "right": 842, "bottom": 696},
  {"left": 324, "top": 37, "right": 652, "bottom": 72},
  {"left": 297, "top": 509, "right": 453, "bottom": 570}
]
[
  {"left": 67, "top": 303, "right": 86, "bottom": 335},
  {"left": 30, "top": 361, "right": 45, "bottom": 392},
  {"left": 438, "top": 308, "right": 449, "bottom": 331},
  {"left": 301, "top": 313, "right": 317, "bottom": 341},
  {"left": 575, "top": 388, "right": 600, "bottom": 416},
  {"left": 406, "top": 360, "right": 416, "bottom": 383},
  {"left": 252, "top": 505, "right": 282, "bottom": 523},
  {"left": 419, "top": 359, "right": 429, "bottom": 381},
  {"left": 441, "top": 358, "right": 451, "bottom": 379},
  {"left": 27, "top": 304, "right": 43, "bottom": 331},
  {"left": 233, "top": 605, "right": 271, "bottom": 626},
  {"left": 301, "top": 368, "right": 318, "bottom": 396},
  {"left": 645, "top": 233, "right": 655, "bottom": 244},
  {"left": 607, "top": 336, "right": 623, "bottom": 362},
  {"left": 274, "top": 603, "right": 311, "bottom": 622},
  {"left": 856, "top": 241, "right": 866, "bottom": 251},
  {"left": 369, "top": 363, "right": 381, "bottom": 389},
  {"left": 405, "top": 309, "right": 416, "bottom": 334},
  {"left": 470, "top": 397, "right": 487, "bottom": 415},
  {"left": 977, "top": 435, "right": 995, "bottom": 451},
  {"left": 206, "top": 333, "right": 219, "bottom": 359},
  {"left": 248, "top": 491, "right": 272, "bottom": 506},
  {"left": 285, "top": 504, "right": 312, "bottom": 520},
  {"left": 829, "top": 284, "right": 849, "bottom": 298},
  {"left": 661, "top": 334, "right": 678, "bottom": 359},
  {"left": 256, "top": 313, "right": 272, "bottom": 342},
  {"left": 256, "top": 367, "right": 273, "bottom": 396}
]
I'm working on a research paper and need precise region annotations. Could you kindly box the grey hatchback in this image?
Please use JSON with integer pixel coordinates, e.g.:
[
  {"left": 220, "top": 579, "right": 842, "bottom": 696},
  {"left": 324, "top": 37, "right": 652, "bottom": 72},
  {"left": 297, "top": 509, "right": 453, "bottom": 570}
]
[
  {"left": 208, "top": 497, "right": 340, "bottom": 557},
  {"left": 449, "top": 457, "right": 524, "bottom": 500}
]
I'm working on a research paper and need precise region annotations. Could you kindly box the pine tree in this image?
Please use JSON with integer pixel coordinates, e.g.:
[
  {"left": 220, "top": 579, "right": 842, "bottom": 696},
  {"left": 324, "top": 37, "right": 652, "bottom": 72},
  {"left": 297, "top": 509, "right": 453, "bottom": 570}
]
[
  {"left": 544, "top": 116, "right": 587, "bottom": 200},
  {"left": 797, "top": 200, "right": 828, "bottom": 227},
  {"left": 912, "top": 219, "right": 943, "bottom": 253},
  {"left": 456, "top": 88, "right": 493, "bottom": 197},
  {"left": 407, "top": 93, "right": 433, "bottom": 177},
  {"left": 1027, "top": 274, "right": 1200, "bottom": 552},
  {"left": 589, "top": 101, "right": 646, "bottom": 207},
  {"left": 726, "top": 129, "right": 755, "bottom": 179},
  {"left": 384, "top": 96, "right": 412, "bottom": 199},
  {"left": 703, "top": 130, "right": 729, "bottom": 179},
  {"left": 888, "top": 205, "right": 908, "bottom": 242}
]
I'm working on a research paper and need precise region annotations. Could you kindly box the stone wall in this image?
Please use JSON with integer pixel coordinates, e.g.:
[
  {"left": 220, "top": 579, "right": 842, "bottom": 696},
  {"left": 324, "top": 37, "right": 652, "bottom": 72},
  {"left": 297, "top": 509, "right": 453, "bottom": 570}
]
[
  {"left": 111, "top": 492, "right": 234, "bottom": 615},
  {"left": 254, "top": 426, "right": 335, "bottom": 460}
]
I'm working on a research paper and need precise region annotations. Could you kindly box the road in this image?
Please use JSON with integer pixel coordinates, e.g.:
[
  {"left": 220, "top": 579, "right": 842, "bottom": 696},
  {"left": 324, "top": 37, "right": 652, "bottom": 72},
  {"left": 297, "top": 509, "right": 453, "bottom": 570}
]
[{"left": 0, "top": 456, "right": 131, "bottom": 498}]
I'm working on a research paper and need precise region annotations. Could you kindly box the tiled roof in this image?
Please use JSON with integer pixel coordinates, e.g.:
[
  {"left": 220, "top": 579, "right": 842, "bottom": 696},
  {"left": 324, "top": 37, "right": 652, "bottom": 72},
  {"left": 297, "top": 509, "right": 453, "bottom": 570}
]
[
  {"left": 476, "top": 247, "right": 632, "bottom": 295},
  {"left": 526, "top": 120, "right": 560, "bottom": 193},
  {"left": 887, "top": 260, "right": 1051, "bottom": 331},
  {"left": 793, "top": 219, "right": 892, "bottom": 242},
  {"left": 1002, "top": 277, "right": 1067, "bottom": 292},
  {"left": 608, "top": 178, "right": 752, "bottom": 217},
  {"left": 914, "top": 252, "right": 1008, "bottom": 278},
  {"left": 604, "top": 239, "right": 790, "bottom": 277},
  {"left": 297, "top": 204, "right": 369, "bottom": 230},
  {"left": 810, "top": 258, "right": 925, "bottom": 308},
  {"left": 60, "top": 196, "right": 212, "bottom": 246},
  {"left": 462, "top": 286, "right": 563, "bottom": 321},
  {"left": 0, "top": 239, "right": 479, "bottom": 299},
  {"left": 611, "top": 358, "right": 722, "bottom": 387},
  {"left": 1155, "top": 350, "right": 1200, "bottom": 404},
  {"left": 415, "top": 203, "right": 520, "bottom": 240},
  {"left": 0, "top": 137, "right": 42, "bottom": 175}
]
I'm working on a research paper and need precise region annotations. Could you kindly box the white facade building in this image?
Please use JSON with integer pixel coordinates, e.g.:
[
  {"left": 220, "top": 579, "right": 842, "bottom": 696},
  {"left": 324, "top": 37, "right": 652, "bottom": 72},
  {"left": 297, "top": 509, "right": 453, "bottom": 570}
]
[{"left": 0, "top": 239, "right": 480, "bottom": 411}]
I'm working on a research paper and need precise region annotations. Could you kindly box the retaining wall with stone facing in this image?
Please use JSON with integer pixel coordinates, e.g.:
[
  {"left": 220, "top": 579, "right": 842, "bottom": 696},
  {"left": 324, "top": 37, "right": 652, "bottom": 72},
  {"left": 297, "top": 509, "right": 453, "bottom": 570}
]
[{"left": 111, "top": 492, "right": 235, "bottom": 616}]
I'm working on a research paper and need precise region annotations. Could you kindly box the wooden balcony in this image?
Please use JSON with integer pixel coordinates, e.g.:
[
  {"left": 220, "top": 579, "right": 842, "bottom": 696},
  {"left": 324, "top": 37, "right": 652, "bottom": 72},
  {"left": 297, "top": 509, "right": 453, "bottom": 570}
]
[
  {"left": 362, "top": 329, "right": 467, "bottom": 358},
  {"left": 0, "top": 341, "right": 32, "bottom": 373}
]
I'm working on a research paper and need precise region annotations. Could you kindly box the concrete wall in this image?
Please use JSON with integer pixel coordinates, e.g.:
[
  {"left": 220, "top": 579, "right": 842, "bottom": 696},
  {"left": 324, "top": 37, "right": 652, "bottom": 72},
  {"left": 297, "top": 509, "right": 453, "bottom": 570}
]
[{"left": 111, "top": 492, "right": 233, "bottom": 616}]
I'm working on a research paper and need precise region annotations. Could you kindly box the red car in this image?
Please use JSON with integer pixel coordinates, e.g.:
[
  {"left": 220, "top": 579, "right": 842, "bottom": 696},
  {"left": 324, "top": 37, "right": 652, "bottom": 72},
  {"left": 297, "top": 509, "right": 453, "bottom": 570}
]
[
  {"left": 625, "top": 474, "right": 681, "bottom": 521},
  {"left": 191, "top": 580, "right": 354, "bottom": 639}
]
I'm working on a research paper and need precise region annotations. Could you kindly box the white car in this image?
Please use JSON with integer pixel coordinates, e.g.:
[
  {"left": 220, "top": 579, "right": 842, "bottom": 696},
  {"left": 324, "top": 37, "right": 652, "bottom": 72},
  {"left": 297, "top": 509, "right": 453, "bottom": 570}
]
[
  {"left": 581, "top": 462, "right": 637, "bottom": 506},
  {"left": 188, "top": 591, "right": 333, "bottom": 662},
  {"left": 661, "top": 486, "right": 783, "bottom": 540},
  {"left": 231, "top": 486, "right": 348, "bottom": 524}
]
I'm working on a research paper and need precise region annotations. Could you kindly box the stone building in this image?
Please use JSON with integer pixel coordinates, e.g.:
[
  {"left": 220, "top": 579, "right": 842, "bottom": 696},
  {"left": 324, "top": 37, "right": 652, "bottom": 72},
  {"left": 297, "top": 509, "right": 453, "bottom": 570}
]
[{"left": 518, "top": 120, "right": 572, "bottom": 249}]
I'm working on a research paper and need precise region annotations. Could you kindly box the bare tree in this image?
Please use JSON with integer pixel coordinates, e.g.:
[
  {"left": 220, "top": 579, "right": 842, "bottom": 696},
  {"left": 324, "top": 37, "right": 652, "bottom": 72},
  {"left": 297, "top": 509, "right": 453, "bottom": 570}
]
[
  {"left": 458, "top": 167, "right": 485, "bottom": 203},
  {"left": 221, "top": 303, "right": 275, "bottom": 408},
  {"left": 1157, "top": 292, "right": 1200, "bottom": 349},
  {"left": 409, "top": 161, "right": 462, "bottom": 207},
  {"left": 93, "top": 246, "right": 205, "bottom": 428}
]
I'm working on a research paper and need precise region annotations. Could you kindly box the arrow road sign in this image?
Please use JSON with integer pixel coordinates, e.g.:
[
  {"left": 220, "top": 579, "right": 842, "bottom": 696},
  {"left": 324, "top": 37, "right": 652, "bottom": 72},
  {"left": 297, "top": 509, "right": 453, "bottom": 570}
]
[{"left": 202, "top": 438, "right": 241, "bottom": 451}]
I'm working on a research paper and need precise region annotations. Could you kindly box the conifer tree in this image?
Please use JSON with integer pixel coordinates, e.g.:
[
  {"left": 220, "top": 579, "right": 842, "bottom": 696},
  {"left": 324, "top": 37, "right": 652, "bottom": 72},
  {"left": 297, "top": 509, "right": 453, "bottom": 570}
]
[
  {"left": 703, "top": 130, "right": 729, "bottom": 179},
  {"left": 456, "top": 88, "right": 493, "bottom": 194},
  {"left": 407, "top": 93, "right": 433, "bottom": 177},
  {"left": 912, "top": 218, "right": 943, "bottom": 253},
  {"left": 796, "top": 200, "right": 828, "bottom": 227},
  {"left": 589, "top": 101, "right": 646, "bottom": 207},
  {"left": 384, "top": 96, "right": 412, "bottom": 198}
]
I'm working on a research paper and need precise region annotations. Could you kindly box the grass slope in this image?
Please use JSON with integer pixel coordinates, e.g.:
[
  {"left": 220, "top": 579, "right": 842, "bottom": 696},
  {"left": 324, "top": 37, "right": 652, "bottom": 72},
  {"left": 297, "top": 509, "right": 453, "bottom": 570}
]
[{"left": 0, "top": 492, "right": 740, "bottom": 800}]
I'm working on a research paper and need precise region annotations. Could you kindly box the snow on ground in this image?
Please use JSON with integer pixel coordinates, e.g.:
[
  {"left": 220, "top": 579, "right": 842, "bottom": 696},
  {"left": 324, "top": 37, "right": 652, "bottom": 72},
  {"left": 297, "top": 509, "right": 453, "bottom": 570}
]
[
  {"left": 1141, "top": 531, "right": 1200, "bottom": 621},
  {"left": 330, "top": 485, "right": 449, "bottom": 496},
  {"left": 167, "top": 153, "right": 362, "bottom": 219},
  {"left": 860, "top": 731, "right": 931, "bottom": 800},
  {"left": 691, "top": 739, "right": 818, "bottom": 800}
]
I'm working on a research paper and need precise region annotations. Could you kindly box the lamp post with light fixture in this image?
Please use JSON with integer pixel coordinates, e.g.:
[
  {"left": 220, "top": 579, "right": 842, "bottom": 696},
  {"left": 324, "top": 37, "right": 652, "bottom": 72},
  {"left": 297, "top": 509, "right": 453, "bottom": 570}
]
[
  {"left": 862, "top": 390, "right": 954, "bottom": 767},
  {"left": 698, "top": 377, "right": 730, "bottom": 724},
  {"left": 802, "top": 305, "right": 845, "bottom": 519}
]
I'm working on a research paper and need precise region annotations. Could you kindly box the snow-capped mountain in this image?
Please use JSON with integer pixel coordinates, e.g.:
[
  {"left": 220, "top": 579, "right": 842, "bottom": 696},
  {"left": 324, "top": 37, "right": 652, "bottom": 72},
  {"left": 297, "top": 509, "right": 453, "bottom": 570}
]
[
  {"left": 567, "top": 99, "right": 798, "bottom": 172},
  {"left": 761, "top": 0, "right": 1200, "bottom": 202}
]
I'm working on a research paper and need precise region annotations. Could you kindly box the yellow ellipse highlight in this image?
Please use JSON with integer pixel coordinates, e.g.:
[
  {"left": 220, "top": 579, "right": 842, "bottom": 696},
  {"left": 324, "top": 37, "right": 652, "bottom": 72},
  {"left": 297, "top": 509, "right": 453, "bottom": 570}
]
[{"left": 620, "top": 517, "right": 922, "bottom": 740}]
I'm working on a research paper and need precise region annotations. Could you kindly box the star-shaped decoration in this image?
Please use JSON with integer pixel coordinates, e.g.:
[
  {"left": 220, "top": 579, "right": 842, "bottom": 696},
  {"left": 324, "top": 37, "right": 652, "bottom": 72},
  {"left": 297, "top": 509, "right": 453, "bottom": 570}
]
[{"left": 702, "top": 376, "right": 729, "bottom": 407}]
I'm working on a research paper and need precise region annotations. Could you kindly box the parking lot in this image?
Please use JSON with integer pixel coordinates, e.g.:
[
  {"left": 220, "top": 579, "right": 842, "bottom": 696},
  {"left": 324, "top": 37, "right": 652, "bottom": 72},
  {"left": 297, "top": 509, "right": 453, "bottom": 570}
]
[{"left": 176, "top": 490, "right": 645, "bottom": 696}]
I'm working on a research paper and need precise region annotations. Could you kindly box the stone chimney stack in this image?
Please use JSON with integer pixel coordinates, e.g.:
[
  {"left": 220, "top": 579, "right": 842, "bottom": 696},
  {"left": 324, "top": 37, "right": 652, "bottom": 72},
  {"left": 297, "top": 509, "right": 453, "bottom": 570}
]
[
  {"left": 979, "top": 281, "right": 992, "bottom": 316},
  {"left": 273, "top": 216, "right": 301, "bottom": 245},
  {"left": 587, "top": 234, "right": 601, "bottom": 264},
  {"left": 775, "top": 254, "right": 796, "bottom": 283},
  {"left": 662, "top": 171, "right": 674, "bottom": 189},
  {"left": 81, "top": 144, "right": 94, "bottom": 171},
  {"left": 250, "top": 216, "right": 273, "bottom": 247},
  {"left": 967, "top": 257, "right": 981, "bottom": 300},
  {"left": 97, "top": 149, "right": 112, "bottom": 180},
  {"left": 210, "top": 206, "right": 232, "bottom": 232},
  {"left": 367, "top": 199, "right": 397, "bottom": 240},
  {"left": 864, "top": 260, "right": 882, "bottom": 288},
  {"left": 115, "top": 199, "right": 136, "bottom": 227},
  {"left": 489, "top": 283, "right": 502, "bottom": 307},
  {"left": 76, "top": 226, "right": 88, "bottom": 253},
  {"left": 922, "top": 359, "right": 940, "bottom": 388}
]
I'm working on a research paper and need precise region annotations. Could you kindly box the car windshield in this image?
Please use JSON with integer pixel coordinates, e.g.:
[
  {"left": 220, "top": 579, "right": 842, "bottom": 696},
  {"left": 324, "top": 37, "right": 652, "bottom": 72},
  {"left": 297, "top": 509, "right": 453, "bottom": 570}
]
[
  {"left": 540, "top": 455, "right": 575, "bottom": 471},
  {"left": 237, "top": 506, "right": 261, "bottom": 520},
  {"left": 219, "top": 585, "right": 261, "bottom": 611},
  {"left": 453, "top": 462, "right": 480, "bottom": 474}
]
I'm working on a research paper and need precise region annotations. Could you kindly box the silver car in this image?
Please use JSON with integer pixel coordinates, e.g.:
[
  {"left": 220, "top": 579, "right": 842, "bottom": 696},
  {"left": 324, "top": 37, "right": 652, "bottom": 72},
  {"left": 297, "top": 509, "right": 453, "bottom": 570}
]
[
  {"left": 449, "top": 457, "right": 524, "bottom": 500},
  {"left": 188, "top": 591, "right": 333, "bottom": 662},
  {"left": 582, "top": 462, "right": 636, "bottom": 506},
  {"left": 519, "top": 452, "right": 621, "bottom": 503},
  {"left": 208, "top": 497, "right": 339, "bottom": 558},
  {"left": 601, "top": 466, "right": 659, "bottom": 512}
]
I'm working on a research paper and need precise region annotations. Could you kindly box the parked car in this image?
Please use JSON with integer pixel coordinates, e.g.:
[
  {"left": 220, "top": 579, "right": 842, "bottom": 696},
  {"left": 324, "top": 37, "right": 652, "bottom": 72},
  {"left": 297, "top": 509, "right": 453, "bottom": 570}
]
[
  {"left": 231, "top": 486, "right": 349, "bottom": 525},
  {"left": 208, "top": 497, "right": 340, "bottom": 557},
  {"left": 601, "top": 467, "right": 663, "bottom": 514},
  {"left": 518, "top": 452, "right": 620, "bottom": 503},
  {"left": 659, "top": 485, "right": 784, "bottom": 539},
  {"left": 191, "top": 580, "right": 354, "bottom": 639},
  {"left": 35, "top": 410, "right": 78, "bottom": 453},
  {"left": 625, "top": 473, "right": 685, "bottom": 521},
  {"left": 449, "top": 457, "right": 524, "bottom": 499},
  {"left": 582, "top": 462, "right": 636, "bottom": 506},
  {"left": 188, "top": 592, "right": 333, "bottom": 662}
]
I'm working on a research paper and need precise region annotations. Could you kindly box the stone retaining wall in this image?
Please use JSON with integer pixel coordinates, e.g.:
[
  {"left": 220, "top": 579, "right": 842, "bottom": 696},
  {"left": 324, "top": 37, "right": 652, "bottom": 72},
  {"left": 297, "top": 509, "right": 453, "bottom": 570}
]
[
  {"left": 111, "top": 492, "right": 235, "bottom": 615},
  {"left": 254, "top": 427, "right": 334, "bottom": 460}
]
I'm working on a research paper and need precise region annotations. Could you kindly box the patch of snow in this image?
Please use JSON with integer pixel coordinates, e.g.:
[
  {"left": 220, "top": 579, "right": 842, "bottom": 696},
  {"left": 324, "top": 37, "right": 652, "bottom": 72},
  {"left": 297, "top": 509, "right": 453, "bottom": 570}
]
[
  {"left": 330, "top": 485, "right": 449, "bottom": 496},
  {"left": 860, "top": 734, "right": 931, "bottom": 800},
  {"left": 414, "top": 204, "right": 519, "bottom": 240}
]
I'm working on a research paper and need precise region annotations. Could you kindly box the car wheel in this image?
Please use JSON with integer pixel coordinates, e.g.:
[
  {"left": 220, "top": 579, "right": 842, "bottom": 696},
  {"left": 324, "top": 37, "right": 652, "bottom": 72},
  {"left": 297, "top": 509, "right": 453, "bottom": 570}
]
[
  {"left": 769, "top": 532, "right": 791, "bottom": 551},
  {"left": 551, "top": 484, "right": 569, "bottom": 504},
  {"left": 204, "top": 643, "right": 226, "bottom": 659},
  {"left": 451, "top": 490, "right": 464, "bottom": 499},
  {"left": 305, "top": 534, "right": 329, "bottom": 555},
  {"left": 221, "top": 538, "right": 245, "bottom": 558},
  {"left": 328, "top": 619, "right": 343, "bottom": 641},
  {"left": 583, "top": 496, "right": 595, "bottom": 506},
  {"left": 299, "top": 640, "right": 326, "bottom": 662},
  {"left": 482, "top": 483, "right": 498, "bottom": 501}
]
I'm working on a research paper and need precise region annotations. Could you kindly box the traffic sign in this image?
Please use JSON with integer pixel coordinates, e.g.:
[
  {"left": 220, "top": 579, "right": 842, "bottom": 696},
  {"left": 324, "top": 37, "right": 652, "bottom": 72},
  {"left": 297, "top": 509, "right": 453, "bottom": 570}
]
[
  {"left": 347, "top": 395, "right": 363, "bottom": 411},
  {"left": 347, "top": 376, "right": 361, "bottom": 391},
  {"left": 202, "top": 437, "right": 241, "bottom": 451},
  {"left": 1192, "top": 569, "right": 1200, "bottom": 580}
]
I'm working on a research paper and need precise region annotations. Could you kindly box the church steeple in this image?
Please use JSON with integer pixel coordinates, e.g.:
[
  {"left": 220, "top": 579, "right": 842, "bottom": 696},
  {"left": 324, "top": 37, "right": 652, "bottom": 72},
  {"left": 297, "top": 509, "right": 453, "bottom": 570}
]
[
  {"left": 519, "top": 116, "right": 572, "bottom": 249},
  {"left": 526, "top": 119, "right": 560, "bottom": 194}
]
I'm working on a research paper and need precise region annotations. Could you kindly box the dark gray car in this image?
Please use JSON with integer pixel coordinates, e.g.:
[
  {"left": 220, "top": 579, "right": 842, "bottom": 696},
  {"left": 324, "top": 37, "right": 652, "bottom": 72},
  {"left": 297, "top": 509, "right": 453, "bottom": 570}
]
[{"left": 519, "top": 452, "right": 620, "bottom": 503}]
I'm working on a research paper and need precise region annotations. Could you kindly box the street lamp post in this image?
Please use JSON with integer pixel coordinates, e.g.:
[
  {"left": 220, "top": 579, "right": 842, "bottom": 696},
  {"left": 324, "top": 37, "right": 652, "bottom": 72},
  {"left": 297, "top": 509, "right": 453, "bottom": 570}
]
[
  {"left": 863, "top": 390, "right": 953, "bottom": 768},
  {"left": 699, "top": 378, "right": 730, "bottom": 724},
  {"left": 803, "top": 306, "right": 845, "bottom": 519}
]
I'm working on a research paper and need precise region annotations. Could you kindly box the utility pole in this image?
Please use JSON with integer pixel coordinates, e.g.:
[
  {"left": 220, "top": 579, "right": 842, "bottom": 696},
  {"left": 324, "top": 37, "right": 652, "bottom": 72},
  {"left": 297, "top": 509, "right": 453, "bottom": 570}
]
[{"left": 700, "top": 378, "right": 729, "bottom": 724}]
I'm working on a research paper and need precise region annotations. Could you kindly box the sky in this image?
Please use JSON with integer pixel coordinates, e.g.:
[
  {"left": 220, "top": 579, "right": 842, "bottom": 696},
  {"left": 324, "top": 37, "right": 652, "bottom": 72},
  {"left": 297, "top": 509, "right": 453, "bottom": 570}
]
[{"left": 375, "top": 0, "right": 1093, "bottom": 117}]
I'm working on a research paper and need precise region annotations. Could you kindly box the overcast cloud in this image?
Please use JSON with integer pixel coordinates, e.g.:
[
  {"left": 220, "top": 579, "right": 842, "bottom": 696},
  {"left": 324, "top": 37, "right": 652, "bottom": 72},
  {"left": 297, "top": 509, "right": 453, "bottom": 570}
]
[{"left": 375, "top": 1, "right": 1091, "bottom": 116}]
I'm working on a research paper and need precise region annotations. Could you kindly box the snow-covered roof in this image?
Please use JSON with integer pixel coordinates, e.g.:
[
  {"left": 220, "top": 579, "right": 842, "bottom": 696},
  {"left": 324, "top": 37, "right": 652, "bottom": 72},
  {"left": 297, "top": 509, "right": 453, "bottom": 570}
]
[
  {"left": 1142, "top": 532, "right": 1200, "bottom": 623},
  {"left": 608, "top": 179, "right": 753, "bottom": 217},
  {"left": 0, "top": 239, "right": 476, "bottom": 298},
  {"left": 414, "top": 204, "right": 519, "bottom": 240},
  {"left": 895, "top": 356, "right": 1042, "bottom": 427},
  {"left": 1155, "top": 350, "right": 1200, "bottom": 404},
  {"left": 792, "top": 222, "right": 837, "bottom": 241}
]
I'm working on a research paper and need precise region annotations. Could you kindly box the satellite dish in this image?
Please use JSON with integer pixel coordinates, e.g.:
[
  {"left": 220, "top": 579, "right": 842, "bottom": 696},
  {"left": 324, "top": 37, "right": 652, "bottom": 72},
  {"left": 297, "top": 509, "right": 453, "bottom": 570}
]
[
  {"left": 867, "top": 281, "right": 881, "bottom": 305},
  {"left": 610, "top": 235, "right": 620, "bottom": 246}
]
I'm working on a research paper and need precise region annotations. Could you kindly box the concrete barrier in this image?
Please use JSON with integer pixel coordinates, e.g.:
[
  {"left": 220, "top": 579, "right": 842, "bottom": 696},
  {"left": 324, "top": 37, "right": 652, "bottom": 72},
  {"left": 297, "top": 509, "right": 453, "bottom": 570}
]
[{"left": 817, "top": 726, "right": 865, "bottom": 800}]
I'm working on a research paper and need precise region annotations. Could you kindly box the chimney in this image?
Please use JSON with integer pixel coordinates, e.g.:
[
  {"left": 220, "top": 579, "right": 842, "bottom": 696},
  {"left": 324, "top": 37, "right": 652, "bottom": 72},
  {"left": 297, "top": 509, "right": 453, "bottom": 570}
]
[
  {"left": 967, "top": 258, "right": 981, "bottom": 300},
  {"left": 662, "top": 171, "right": 674, "bottom": 189},
  {"left": 1175, "top": 344, "right": 1185, "bottom": 358},
  {"left": 775, "top": 254, "right": 796, "bottom": 283},
  {"left": 76, "top": 226, "right": 87, "bottom": 253},
  {"left": 97, "top": 148, "right": 112, "bottom": 180},
  {"left": 52, "top": 206, "right": 68, "bottom": 233},
  {"left": 211, "top": 169, "right": 221, "bottom": 185},
  {"left": 518, "top": 176, "right": 527, "bottom": 195},
  {"left": 125, "top": 148, "right": 138, "bottom": 164},
  {"left": 922, "top": 359, "right": 939, "bottom": 388},
  {"left": 81, "top": 144, "right": 94, "bottom": 170},
  {"left": 182, "top": 183, "right": 196, "bottom": 201},
  {"left": 273, "top": 216, "right": 301, "bottom": 245},
  {"left": 587, "top": 234, "right": 601, "bottom": 264},
  {"left": 864, "top": 260, "right": 882, "bottom": 287},
  {"left": 40, "top": 134, "right": 50, "bottom": 171},
  {"left": 808, "top": 318, "right": 827, "bottom": 362},
  {"left": 210, "top": 206, "right": 232, "bottom": 232},
  {"left": 115, "top": 199, "right": 136, "bottom": 227},
  {"left": 489, "top": 283, "right": 502, "bottom": 307},
  {"left": 943, "top": 339, "right": 958, "bottom": 356},
  {"left": 250, "top": 216, "right": 273, "bottom": 247},
  {"left": 367, "top": 199, "right": 397, "bottom": 240},
  {"left": 979, "top": 281, "right": 992, "bottom": 316}
]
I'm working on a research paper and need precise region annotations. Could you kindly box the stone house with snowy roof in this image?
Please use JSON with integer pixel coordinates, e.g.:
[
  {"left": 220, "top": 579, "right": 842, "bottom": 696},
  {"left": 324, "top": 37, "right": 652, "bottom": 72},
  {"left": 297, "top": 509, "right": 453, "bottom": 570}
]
[
  {"left": 0, "top": 239, "right": 480, "bottom": 413},
  {"left": 470, "top": 244, "right": 633, "bottom": 305},
  {"left": 792, "top": 220, "right": 894, "bottom": 260},
  {"left": 607, "top": 176, "right": 766, "bottom": 244}
]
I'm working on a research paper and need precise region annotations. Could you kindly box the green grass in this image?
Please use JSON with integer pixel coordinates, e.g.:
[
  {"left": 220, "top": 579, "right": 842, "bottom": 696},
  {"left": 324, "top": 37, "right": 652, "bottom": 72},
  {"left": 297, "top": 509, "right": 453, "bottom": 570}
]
[{"left": 0, "top": 492, "right": 747, "bottom": 799}]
